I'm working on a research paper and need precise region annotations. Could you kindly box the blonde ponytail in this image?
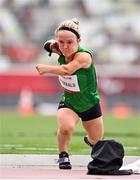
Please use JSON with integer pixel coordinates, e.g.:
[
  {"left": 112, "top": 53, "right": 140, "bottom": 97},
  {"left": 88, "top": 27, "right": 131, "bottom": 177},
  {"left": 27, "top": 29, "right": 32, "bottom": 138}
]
[{"left": 55, "top": 18, "right": 81, "bottom": 39}]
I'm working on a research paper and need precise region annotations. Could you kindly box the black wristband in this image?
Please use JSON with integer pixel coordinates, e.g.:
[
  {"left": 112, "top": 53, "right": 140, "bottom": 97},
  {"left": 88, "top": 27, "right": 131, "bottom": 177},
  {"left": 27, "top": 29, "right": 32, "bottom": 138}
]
[{"left": 44, "top": 41, "right": 52, "bottom": 56}]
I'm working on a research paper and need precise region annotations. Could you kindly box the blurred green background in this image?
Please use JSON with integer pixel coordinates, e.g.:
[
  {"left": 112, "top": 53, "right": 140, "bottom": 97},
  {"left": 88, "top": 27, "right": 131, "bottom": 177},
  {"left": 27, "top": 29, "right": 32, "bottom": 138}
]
[{"left": 0, "top": 113, "right": 140, "bottom": 156}]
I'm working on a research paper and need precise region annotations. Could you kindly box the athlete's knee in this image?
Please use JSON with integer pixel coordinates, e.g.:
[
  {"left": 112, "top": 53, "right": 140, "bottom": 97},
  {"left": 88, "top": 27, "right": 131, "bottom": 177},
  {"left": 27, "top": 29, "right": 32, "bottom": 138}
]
[{"left": 59, "top": 124, "right": 75, "bottom": 135}]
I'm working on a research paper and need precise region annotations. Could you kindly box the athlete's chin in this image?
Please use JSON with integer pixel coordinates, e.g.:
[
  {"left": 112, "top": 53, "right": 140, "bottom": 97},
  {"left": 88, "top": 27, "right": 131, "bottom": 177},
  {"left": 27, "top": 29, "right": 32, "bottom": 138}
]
[{"left": 62, "top": 51, "right": 72, "bottom": 57}]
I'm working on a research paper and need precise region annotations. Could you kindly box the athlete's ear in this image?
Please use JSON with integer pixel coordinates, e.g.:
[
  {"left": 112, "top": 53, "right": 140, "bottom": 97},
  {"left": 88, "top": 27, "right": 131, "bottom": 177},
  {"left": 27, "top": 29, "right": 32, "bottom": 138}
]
[{"left": 78, "top": 38, "right": 81, "bottom": 43}]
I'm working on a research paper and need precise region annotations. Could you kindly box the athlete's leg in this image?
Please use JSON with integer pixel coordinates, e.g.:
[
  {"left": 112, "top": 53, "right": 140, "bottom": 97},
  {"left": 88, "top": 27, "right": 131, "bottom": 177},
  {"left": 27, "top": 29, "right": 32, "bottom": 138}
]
[
  {"left": 82, "top": 116, "right": 104, "bottom": 145},
  {"left": 57, "top": 108, "right": 79, "bottom": 153}
]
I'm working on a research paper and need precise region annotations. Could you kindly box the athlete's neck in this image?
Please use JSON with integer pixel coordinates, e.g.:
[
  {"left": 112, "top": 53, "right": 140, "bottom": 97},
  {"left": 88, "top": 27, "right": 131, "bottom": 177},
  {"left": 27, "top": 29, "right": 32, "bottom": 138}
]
[{"left": 65, "top": 51, "right": 77, "bottom": 62}]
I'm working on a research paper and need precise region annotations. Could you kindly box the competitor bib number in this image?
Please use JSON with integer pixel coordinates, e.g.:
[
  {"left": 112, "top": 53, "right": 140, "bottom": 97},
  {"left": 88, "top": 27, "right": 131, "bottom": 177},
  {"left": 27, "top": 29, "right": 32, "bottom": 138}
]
[{"left": 58, "top": 75, "right": 80, "bottom": 92}]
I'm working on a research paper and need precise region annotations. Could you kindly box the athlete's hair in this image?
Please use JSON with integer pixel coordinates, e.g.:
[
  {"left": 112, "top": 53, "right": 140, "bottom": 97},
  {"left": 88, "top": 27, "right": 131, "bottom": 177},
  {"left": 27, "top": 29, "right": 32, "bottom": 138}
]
[{"left": 55, "top": 18, "right": 81, "bottom": 39}]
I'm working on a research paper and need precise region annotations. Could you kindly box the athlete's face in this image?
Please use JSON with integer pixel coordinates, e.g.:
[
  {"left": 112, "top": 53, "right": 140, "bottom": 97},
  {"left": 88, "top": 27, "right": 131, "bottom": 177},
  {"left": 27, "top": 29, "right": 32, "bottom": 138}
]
[{"left": 56, "top": 30, "right": 80, "bottom": 58}]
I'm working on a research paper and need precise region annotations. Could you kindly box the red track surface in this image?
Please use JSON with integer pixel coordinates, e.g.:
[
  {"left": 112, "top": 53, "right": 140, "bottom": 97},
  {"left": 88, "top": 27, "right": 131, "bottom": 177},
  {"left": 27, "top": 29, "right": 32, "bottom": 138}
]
[{"left": 0, "top": 167, "right": 139, "bottom": 180}]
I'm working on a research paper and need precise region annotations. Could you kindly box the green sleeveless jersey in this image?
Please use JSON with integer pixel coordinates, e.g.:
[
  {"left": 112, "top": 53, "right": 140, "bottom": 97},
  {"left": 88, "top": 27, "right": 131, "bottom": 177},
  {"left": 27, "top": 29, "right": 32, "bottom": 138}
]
[{"left": 58, "top": 46, "right": 100, "bottom": 113}]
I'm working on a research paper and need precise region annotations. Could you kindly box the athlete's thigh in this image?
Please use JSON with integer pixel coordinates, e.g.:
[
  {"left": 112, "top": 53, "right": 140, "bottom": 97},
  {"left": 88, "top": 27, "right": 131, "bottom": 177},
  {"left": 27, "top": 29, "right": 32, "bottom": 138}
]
[
  {"left": 57, "top": 108, "right": 79, "bottom": 129},
  {"left": 82, "top": 116, "right": 104, "bottom": 140}
]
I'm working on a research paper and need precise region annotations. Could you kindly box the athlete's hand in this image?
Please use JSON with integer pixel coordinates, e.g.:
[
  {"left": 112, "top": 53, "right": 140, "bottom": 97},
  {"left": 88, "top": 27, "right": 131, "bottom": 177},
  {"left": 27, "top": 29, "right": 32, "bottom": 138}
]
[
  {"left": 36, "top": 64, "right": 48, "bottom": 75},
  {"left": 50, "top": 41, "right": 61, "bottom": 55}
]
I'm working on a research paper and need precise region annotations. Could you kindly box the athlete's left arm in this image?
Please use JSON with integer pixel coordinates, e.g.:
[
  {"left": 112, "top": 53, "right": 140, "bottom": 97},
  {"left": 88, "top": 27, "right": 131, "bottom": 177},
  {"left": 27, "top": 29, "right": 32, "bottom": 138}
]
[
  {"left": 63, "top": 52, "right": 92, "bottom": 75},
  {"left": 36, "top": 52, "right": 92, "bottom": 76}
]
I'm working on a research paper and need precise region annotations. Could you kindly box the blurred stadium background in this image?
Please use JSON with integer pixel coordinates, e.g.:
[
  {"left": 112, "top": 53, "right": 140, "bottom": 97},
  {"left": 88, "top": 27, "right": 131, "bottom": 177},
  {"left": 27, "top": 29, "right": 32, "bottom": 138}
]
[{"left": 0, "top": 0, "right": 140, "bottom": 116}]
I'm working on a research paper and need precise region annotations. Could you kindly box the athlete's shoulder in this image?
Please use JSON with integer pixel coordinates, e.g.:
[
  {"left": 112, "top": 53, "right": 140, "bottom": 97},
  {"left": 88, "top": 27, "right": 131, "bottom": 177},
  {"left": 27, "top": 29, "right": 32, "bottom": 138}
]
[{"left": 78, "top": 46, "right": 93, "bottom": 56}]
